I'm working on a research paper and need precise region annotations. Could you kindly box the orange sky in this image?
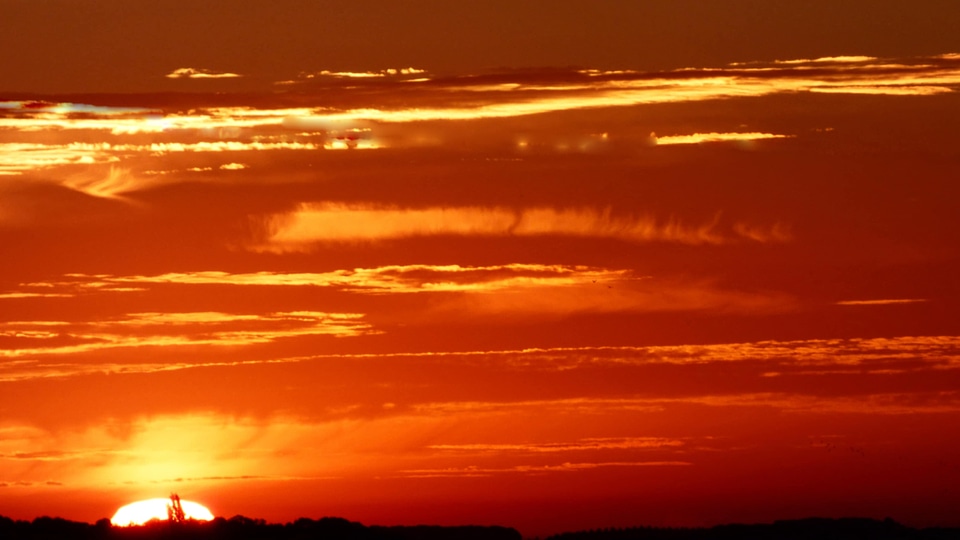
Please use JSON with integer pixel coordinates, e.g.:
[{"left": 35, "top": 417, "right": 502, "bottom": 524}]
[{"left": 2, "top": 2, "right": 960, "bottom": 538}]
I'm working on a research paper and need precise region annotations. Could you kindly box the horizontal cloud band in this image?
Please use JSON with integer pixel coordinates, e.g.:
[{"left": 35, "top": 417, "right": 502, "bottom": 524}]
[{"left": 255, "top": 204, "right": 790, "bottom": 250}]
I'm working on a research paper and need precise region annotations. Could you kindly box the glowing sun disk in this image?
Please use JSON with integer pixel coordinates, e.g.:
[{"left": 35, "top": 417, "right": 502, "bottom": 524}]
[{"left": 110, "top": 498, "right": 214, "bottom": 526}]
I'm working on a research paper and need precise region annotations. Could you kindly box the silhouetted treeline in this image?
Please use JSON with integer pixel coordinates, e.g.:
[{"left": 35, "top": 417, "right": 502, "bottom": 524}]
[
  {"left": 5, "top": 516, "right": 960, "bottom": 540},
  {"left": 0, "top": 515, "right": 522, "bottom": 540},
  {"left": 545, "top": 518, "right": 960, "bottom": 540}
]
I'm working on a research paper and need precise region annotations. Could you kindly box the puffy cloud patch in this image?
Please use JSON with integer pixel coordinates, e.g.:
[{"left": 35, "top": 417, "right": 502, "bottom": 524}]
[{"left": 166, "top": 68, "right": 242, "bottom": 79}]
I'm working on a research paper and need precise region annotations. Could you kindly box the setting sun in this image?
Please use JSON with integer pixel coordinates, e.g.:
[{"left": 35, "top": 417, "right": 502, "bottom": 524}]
[{"left": 110, "top": 497, "right": 214, "bottom": 526}]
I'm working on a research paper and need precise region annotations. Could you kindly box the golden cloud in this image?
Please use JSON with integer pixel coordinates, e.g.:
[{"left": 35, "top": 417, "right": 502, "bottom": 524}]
[
  {"left": 0, "top": 310, "right": 374, "bottom": 363},
  {"left": 651, "top": 132, "right": 792, "bottom": 146},
  {"left": 3, "top": 54, "right": 957, "bottom": 139},
  {"left": 254, "top": 203, "right": 791, "bottom": 250},
  {"left": 166, "top": 68, "right": 242, "bottom": 79},
  {"left": 21, "top": 264, "right": 633, "bottom": 295},
  {"left": 399, "top": 460, "right": 692, "bottom": 478},
  {"left": 428, "top": 437, "right": 685, "bottom": 453},
  {"left": 836, "top": 298, "right": 928, "bottom": 306}
]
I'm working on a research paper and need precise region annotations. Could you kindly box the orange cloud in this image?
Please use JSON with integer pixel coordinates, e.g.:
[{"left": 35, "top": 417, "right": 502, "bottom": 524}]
[
  {"left": 2, "top": 266, "right": 790, "bottom": 330},
  {"left": 0, "top": 143, "right": 120, "bottom": 175},
  {"left": 0, "top": 292, "right": 74, "bottom": 299},
  {"left": 254, "top": 204, "right": 790, "bottom": 250},
  {"left": 21, "top": 264, "right": 632, "bottom": 295},
  {"left": 4, "top": 55, "right": 956, "bottom": 139},
  {"left": 166, "top": 68, "right": 242, "bottom": 79},
  {"left": 428, "top": 437, "right": 685, "bottom": 453},
  {"left": 0, "top": 311, "right": 374, "bottom": 363},
  {"left": 294, "top": 67, "right": 428, "bottom": 80},
  {"left": 399, "top": 460, "right": 692, "bottom": 478},
  {"left": 730, "top": 55, "right": 879, "bottom": 66},
  {"left": 0, "top": 141, "right": 320, "bottom": 177},
  {"left": 836, "top": 299, "right": 929, "bottom": 306},
  {"left": 412, "top": 390, "right": 960, "bottom": 418},
  {"left": 430, "top": 278, "right": 791, "bottom": 318},
  {"left": 651, "top": 132, "right": 792, "bottom": 146}
]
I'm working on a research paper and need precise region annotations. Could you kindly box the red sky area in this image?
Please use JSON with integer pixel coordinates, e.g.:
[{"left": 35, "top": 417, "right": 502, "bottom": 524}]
[{"left": 2, "top": 2, "right": 960, "bottom": 538}]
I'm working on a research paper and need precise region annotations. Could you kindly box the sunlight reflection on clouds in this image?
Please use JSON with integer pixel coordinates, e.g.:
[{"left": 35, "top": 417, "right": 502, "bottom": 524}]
[
  {"left": 254, "top": 204, "right": 791, "bottom": 249},
  {"left": 0, "top": 311, "right": 374, "bottom": 362}
]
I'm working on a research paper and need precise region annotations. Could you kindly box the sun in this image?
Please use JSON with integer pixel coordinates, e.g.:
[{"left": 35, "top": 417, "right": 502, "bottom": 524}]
[{"left": 110, "top": 496, "right": 214, "bottom": 526}]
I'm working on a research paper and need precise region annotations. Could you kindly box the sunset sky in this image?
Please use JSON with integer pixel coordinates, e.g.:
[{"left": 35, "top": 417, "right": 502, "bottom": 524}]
[{"left": 2, "top": 2, "right": 960, "bottom": 537}]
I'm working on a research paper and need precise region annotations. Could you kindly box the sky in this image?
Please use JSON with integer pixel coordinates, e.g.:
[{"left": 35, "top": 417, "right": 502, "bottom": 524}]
[{"left": 2, "top": 1, "right": 960, "bottom": 538}]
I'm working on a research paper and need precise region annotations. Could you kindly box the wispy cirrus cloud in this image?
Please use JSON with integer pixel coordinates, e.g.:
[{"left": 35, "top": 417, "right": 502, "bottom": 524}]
[
  {"left": 8, "top": 264, "right": 634, "bottom": 296},
  {"left": 836, "top": 298, "right": 928, "bottom": 306},
  {"left": 0, "top": 310, "right": 374, "bottom": 362},
  {"left": 0, "top": 141, "right": 320, "bottom": 179},
  {"left": 0, "top": 450, "right": 113, "bottom": 462},
  {"left": 0, "top": 330, "right": 953, "bottom": 387},
  {"left": 399, "top": 460, "right": 692, "bottom": 478},
  {"left": 651, "top": 132, "right": 792, "bottom": 146},
  {"left": 253, "top": 203, "right": 791, "bottom": 250},
  {"left": 5, "top": 265, "right": 788, "bottom": 321},
  {"left": 412, "top": 391, "right": 960, "bottom": 418},
  {"left": 0, "top": 292, "right": 74, "bottom": 299},
  {"left": 3, "top": 54, "right": 958, "bottom": 137},
  {"left": 1, "top": 54, "right": 955, "bottom": 182},
  {"left": 428, "top": 437, "right": 685, "bottom": 453}
]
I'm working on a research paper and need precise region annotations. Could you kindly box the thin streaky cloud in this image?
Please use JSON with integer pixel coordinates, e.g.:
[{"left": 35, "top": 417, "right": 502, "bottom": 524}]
[
  {"left": 836, "top": 299, "right": 929, "bottom": 306},
  {"left": 413, "top": 391, "right": 960, "bottom": 417},
  {"left": 3, "top": 334, "right": 958, "bottom": 382},
  {"left": 139, "top": 475, "right": 340, "bottom": 484},
  {"left": 0, "top": 355, "right": 321, "bottom": 383},
  {"left": 4, "top": 267, "right": 789, "bottom": 321},
  {"left": 730, "top": 55, "right": 880, "bottom": 66},
  {"left": 0, "top": 330, "right": 61, "bottom": 339},
  {"left": 0, "top": 311, "right": 374, "bottom": 361},
  {"left": 24, "top": 264, "right": 635, "bottom": 294},
  {"left": 289, "top": 67, "right": 428, "bottom": 80},
  {"left": 3, "top": 55, "right": 958, "bottom": 137},
  {"left": 428, "top": 437, "right": 685, "bottom": 453},
  {"left": 809, "top": 86, "right": 953, "bottom": 96},
  {"left": 0, "top": 450, "right": 119, "bottom": 462},
  {"left": 651, "top": 132, "right": 792, "bottom": 145},
  {"left": 399, "top": 460, "right": 692, "bottom": 478},
  {"left": 0, "top": 292, "right": 74, "bottom": 299},
  {"left": 254, "top": 204, "right": 790, "bottom": 250},
  {"left": 784, "top": 55, "right": 878, "bottom": 64},
  {"left": 0, "top": 143, "right": 121, "bottom": 175},
  {"left": 0, "top": 141, "right": 358, "bottom": 178}
]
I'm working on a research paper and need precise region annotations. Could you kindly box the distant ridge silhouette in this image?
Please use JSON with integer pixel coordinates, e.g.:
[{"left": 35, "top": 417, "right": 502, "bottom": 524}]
[
  {"left": 545, "top": 517, "right": 960, "bottom": 540},
  {"left": 2, "top": 515, "right": 958, "bottom": 540}
]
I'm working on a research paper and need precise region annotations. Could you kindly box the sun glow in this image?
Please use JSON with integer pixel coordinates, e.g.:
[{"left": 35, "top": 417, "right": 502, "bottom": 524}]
[{"left": 110, "top": 497, "right": 214, "bottom": 526}]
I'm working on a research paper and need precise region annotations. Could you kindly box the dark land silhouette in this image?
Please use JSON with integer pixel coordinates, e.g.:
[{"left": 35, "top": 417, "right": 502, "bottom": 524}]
[
  {"left": 0, "top": 515, "right": 521, "bottom": 540},
  {"left": 545, "top": 518, "right": 960, "bottom": 540},
  {"left": 2, "top": 516, "right": 960, "bottom": 540}
]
